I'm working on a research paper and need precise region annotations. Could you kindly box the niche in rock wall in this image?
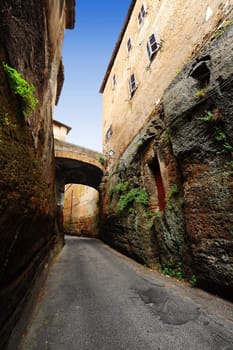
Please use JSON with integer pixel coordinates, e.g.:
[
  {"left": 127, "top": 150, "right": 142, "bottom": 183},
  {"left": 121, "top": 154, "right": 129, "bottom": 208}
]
[
  {"left": 189, "top": 55, "right": 211, "bottom": 87},
  {"left": 144, "top": 157, "right": 166, "bottom": 211},
  {"left": 148, "top": 157, "right": 166, "bottom": 211}
]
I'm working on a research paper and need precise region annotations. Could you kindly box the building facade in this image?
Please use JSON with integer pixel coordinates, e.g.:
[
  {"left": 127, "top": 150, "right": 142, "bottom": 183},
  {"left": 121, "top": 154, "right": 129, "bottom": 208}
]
[
  {"left": 100, "top": 0, "right": 233, "bottom": 299},
  {"left": 100, "top": 0, "right": 231, "bottom": 159},
  {"left": 63, "top": 184, "right": 99, "bottom": 236},
  {"left": 53, "top": 119, "right": 71, "bottom": 141}
]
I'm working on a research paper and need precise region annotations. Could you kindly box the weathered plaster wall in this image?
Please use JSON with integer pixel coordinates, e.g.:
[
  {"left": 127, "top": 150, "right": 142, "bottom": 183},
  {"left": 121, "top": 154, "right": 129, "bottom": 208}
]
[
  {"left": 100, "top": 24, "right": 233, "bottom": 300},
  {"left": 0, "top": 1, "right": 74, "bottom": 347},
  {"left": 101, "top": 0, "right": 231, "bottom": 160},
  {"left": 64, "top": 184, "right": 99, "bottom": 237}
]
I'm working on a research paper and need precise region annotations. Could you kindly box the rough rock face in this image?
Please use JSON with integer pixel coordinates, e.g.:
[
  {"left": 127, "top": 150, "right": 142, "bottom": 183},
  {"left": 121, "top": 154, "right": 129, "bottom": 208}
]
[
  {"left": 0, "top": 1, "right": 73, "bottom": 347},
  {"left": 101, "top": 111, "right": 187, "bottom": 267},
  {"left": 164, "top": 25, "right": 233, "bottom": 297},
  {"left": 100, "top": 25, "right": 233, "bottom": 299}
]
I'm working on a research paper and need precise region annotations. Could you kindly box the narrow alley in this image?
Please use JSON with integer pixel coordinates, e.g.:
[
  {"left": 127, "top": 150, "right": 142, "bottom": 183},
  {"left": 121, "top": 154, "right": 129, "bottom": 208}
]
[
  {"left": 1, "top": 1, "right": 233, "bottom": 348},
  {"left": 17, "top": 237, "right": 233, "bottom": 350}
]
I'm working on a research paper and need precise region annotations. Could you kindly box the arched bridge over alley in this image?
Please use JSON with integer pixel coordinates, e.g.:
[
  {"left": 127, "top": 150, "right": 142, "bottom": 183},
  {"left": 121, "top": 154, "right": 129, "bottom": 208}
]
[{"left": 54, "top": 138, "right": 104, "bottom": 207}]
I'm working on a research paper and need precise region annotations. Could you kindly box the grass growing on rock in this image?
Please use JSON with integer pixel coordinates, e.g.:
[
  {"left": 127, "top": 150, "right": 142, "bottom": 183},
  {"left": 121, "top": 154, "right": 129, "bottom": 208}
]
[
  {"left": 117, "top": 188, "right": 149, "bottom": 212},
  {"left": 3, "top": 63, "right": 38, "bottom": 117}
]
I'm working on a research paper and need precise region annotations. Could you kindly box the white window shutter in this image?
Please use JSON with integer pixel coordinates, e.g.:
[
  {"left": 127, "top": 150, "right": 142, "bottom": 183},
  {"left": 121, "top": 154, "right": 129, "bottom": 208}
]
[{"left": 147, "top": 33, "right": 160, "bottom": 61}]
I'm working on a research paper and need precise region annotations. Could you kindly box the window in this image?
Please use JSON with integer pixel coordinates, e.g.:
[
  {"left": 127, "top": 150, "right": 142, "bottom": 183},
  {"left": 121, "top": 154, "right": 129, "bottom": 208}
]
[
  {"left": 112, "top": 73, "right": 117, "bottom": 89},
  {"left": 105, "top": 124, "right": 113, "bottom": 143},
  {"left": 129, "top": 73, "right": 137, "bottom": 97},
  {"left": 127, "top": 38, "right": 132, "bottom": 52},
  {"left": 138, "top": 4, "right": 147, "bottom": 25},
  {"left": 147, "top": 33, "right": 160, "bottom": 61}
]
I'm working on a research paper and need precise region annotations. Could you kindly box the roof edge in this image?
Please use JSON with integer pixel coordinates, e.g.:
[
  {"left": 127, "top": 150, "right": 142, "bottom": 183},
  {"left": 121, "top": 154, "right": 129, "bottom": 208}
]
[
  {"left": 99, "top": 0, "right": 137, "bottom": 93},
  {"left": 53, "top": 119, "right": 72, "bottom": 134}
]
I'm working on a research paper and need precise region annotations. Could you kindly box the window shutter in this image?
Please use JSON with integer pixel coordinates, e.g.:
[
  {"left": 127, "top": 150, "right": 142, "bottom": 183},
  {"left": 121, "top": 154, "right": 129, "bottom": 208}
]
[
  {"left": 138, "top": 4, "right": 147, "bottom": 25},
  {"left": 112, "top": 73, "right": 116, "bottom": 87},
  {"left": 129, "top": 74, "right": 137, "bottom": 97},
  {"left": 138, "top": 12, "right": 143, "bottom": 25},
  {"left": 141, "top": 4, "right": 146, "bottom": 18},
  {"left": 149, "top": 34, "right": 158, "bottom": 52},
  {"left": 106, "top": 124, "right": 113, "bottom": 142},
  {"left": 147, "top": 33, "right": 159, "bottom": 60},
  {"left": 127, "top": 38, "right": 132, "bottom": 52}
]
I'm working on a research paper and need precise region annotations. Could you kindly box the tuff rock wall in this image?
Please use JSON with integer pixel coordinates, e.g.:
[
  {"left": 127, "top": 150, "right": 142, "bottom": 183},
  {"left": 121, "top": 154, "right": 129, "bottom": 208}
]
[
  {"left": 0, "top": 1, "right": 74, "bottom": 347},
  {"left": 100, "top": 24, "right": 233, "bottom": 300}
]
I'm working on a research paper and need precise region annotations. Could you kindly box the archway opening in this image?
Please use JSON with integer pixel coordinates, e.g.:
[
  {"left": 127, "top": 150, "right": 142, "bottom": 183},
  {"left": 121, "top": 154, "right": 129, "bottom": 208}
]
[{"left": 63, "top": 184, "right": 99, "bottom": 237}]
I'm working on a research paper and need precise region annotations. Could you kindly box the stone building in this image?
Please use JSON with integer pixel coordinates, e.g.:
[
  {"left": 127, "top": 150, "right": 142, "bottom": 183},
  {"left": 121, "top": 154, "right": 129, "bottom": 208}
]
[
  {"left": 0, "top": 1, "right": 75, "bottom": 347},
  {"left": 63, "top": 184, "right": 99, "bottom": 237},
  {"left": 100, "top": 0, "right": 233, "bottom": 299},
  {"left": 100, "top": 0, "right": 231, "bottom": 161},
  {"left": 53, "top": 119, "right": 72, "bottom": 141}
]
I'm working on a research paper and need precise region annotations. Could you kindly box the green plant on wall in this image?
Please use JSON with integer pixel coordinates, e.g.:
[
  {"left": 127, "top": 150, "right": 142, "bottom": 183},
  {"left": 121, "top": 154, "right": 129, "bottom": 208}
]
[
  {"left": 161, "top": 130, "right": 170, "bottom": 144},
  {"left": 117, "top": 187, "right": 149, "bottom": 212},
  {"left": 114, "top": 181, "right": 130, "bottom": 194},
  {"left": 214, "top": 126, "right": 233, "bottom": 154},
  {"left": 135, "top": 139, "right": 143, "bottom": 150},
  {"left": 146, "top": 210, "right": 163, "bottom": 219},
  {"left": 158, "top": 261, "right": 184, "bottom": 281},
  {"left": 195, "top": 88, "right": 206, "bottom": 99},
  {"left": 3, "top": 63, "right": 38, "bottom": 117},
  {"left": 2, "top": 113, "right": 10, "bottom": 126},
  {"left": 109, "top": 181, "right": 129, "bottom": 197},
  {"left": 166, "top": 184, "right": 179, "bottom": 202},
  {"left": 0, "top": 110, "right": 17, "bottom": 134},
  {"left": 212, "top": 19, "right": 233, "bottom": 39},
  {"left": 212, "top": 28, "right": 225, "bottom": 39},
  {"left": 165, "top": 184, "right": 179, "bottom": 210},
  {"left": 146, "top": 210, "right": 163, "bottom": 229},
  {"left": 197, "top": 109, "right": 233, "bottom": 158},
  {"left": 197, "top": 111, "right": 213, "bottom": 122},
  {"left": 189, "top": 274, "right": 197, "bottom": 287},
  {"left": 99, "top": 155, "right": 105, "bottom": 166}
]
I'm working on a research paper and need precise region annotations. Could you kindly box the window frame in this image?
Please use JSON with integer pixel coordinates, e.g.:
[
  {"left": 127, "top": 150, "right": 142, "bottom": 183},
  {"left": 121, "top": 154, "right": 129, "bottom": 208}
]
[
  {"left": 105, "top": 124, "right": 113, "bottom": 143},
  {"left": 146, "top": 32, "right": 160, "bottom": 61},
  {"left": 138, "top": 4, "right": 147, "bottom": 26},
  {"left": 112, "top": 73, "right": 117, "bottom": 89},
  {"left": 128, "top": 73, "right": 137, "bottom": 98},
  {"left": 126, "top": 37, "right": 132, "bottom": 53}
]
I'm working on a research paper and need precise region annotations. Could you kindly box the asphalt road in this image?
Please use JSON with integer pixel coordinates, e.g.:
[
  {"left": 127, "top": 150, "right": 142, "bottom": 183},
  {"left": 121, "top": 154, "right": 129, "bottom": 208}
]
[{"left": 20, "top": 237, "right": 233, "bottom": 350}]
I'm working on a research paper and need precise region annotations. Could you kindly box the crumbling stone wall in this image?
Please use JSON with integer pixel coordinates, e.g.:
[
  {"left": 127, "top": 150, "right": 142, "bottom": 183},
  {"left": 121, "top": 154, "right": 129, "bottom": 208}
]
[
  {"left": 100, "top": 24, "right": 233, "bottom": 300},
  {"left": 163, "top": 24, "right": 233, "bottom": 298},
  {"left": 0, "top": 1, "right": 74, "bottom": 347}
]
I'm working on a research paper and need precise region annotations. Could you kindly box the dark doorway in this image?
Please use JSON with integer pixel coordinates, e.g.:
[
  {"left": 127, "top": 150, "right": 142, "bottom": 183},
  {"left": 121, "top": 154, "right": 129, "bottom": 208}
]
[{"left": 149, "top": 158, "right": 166, "bottom": 211}]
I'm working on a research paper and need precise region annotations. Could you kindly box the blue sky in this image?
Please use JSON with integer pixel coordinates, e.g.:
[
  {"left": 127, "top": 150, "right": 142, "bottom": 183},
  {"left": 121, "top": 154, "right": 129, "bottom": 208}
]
[{"left": 54, "top": 1, "right": 131, "bottom": 152}]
